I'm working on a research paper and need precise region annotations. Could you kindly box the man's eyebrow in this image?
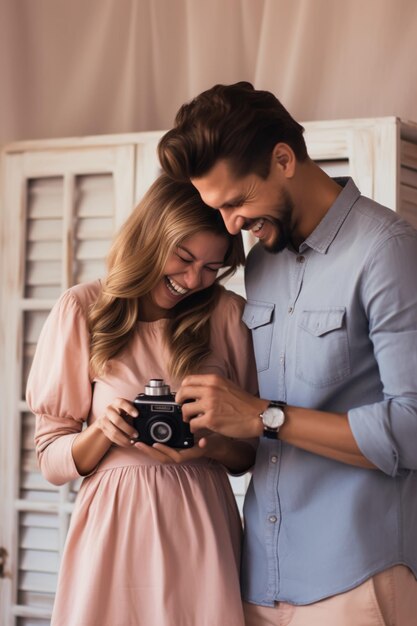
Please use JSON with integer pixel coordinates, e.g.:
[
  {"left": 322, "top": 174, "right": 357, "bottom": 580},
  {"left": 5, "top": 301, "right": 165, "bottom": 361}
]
[
  {"left": 177, "top": 245, "right": 224, "bottom": 265},
  {"left": 219, "top": 195, "right": 246, "bottom": 208}
]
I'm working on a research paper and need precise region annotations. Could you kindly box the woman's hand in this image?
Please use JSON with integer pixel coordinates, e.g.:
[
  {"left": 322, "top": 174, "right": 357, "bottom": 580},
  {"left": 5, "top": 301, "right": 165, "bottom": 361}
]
[
  {"left": 134, "top": 432, "right": 256, "bottom": 473},
  {"left": 94, "top": 397, "right": 139, "bottom": 447},
  {"left": 72, "top": 398, "right": 139, "bottom": 475},
  {"left": 133, "top": 436, "right": 208, "bottom": 464}
]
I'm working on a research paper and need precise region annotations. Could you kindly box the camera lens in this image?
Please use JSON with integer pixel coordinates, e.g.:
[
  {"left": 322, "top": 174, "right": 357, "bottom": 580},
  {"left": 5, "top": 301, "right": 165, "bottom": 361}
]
[{"left": 149, "top": 420, "right": 172, "bottom": 443}]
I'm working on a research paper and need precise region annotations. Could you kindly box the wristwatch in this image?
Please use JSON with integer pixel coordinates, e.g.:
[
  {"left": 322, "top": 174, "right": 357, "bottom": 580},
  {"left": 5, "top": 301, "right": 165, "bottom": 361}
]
[{"left": 260, "top": 401, "right": 286, "bottom": 439}]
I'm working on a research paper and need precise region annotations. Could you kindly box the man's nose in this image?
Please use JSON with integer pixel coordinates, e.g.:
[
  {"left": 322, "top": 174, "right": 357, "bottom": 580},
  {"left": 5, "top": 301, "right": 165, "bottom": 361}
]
[{"left": 219, "top": 209, "right": 245, "bottom": 235}]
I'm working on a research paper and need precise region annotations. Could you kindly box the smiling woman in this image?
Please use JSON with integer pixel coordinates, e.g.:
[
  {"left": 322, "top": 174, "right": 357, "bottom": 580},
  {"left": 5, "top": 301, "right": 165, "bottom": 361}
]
[
  {"left": 140, "top": 231, "right": 228, "bottom": 321},
  {"left": 90, "top": 174, "right": 245, "bottom": 378},
  {"left": 26, "top": 174, "right": 258, "bottom": 626}
]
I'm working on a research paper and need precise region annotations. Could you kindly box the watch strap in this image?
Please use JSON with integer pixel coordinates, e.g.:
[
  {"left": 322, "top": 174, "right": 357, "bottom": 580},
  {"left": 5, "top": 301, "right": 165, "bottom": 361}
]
[
  {"left": 267, "top": 401, "right": 286, "bottom": 410},
  {"left": 263, "top": 426, "right": 280, "bottom": 439}
]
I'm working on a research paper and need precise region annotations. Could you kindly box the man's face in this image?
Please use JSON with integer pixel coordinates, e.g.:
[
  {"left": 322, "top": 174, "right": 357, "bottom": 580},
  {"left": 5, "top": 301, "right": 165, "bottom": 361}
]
[{"left": 191, "top": 159, "right": 294, "bottom": 254}]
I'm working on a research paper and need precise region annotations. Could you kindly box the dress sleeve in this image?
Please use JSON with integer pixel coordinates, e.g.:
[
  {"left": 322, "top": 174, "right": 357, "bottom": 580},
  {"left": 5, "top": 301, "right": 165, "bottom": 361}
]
[
  {"left": 26, "top": 289, "right": 93, "bottom": 486},
  {"left": 211, "top": 291, "right": 258, "bottom": 396}
]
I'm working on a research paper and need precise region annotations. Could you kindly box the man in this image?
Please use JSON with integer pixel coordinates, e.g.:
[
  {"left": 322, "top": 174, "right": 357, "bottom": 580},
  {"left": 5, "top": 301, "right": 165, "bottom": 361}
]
[{"left": 158, "top": 82, "right": 417, "bottom": 625}]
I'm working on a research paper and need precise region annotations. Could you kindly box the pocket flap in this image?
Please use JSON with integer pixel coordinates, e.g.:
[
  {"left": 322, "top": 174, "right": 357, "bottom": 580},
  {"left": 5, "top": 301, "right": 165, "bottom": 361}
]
[
  {"left": 299, "top": 308, "right": 346, "bottom": 337},
  {"left": 242, "top": 301, "right": 275, "bottom": 330}
]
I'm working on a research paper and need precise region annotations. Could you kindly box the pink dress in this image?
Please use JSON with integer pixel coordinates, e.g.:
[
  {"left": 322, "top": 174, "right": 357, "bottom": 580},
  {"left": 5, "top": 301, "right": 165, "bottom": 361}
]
[{"left": 26, "top": 280, "right": 257, "bottom": 626}]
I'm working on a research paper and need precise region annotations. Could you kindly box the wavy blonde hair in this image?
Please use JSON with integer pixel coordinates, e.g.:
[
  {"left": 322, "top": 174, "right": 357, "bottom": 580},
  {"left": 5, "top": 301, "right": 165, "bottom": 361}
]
[{"left": 88, "top": 174, "right": 245, "bottom": 379}]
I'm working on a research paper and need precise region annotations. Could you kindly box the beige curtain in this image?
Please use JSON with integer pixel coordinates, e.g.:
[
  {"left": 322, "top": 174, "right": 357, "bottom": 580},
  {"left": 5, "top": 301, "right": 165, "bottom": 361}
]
[{"left": 1, "top": 0, "right": 416, "bottom": 145}]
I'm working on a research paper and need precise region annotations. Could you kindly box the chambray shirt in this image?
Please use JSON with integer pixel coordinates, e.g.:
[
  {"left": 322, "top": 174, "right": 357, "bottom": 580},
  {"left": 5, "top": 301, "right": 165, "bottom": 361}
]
[{"left": 241, "top": 178, "right": 417, "bottom": 606}]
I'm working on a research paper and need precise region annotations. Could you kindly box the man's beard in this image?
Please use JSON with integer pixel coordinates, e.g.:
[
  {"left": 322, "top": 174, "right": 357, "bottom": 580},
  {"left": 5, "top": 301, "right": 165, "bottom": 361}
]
[{"left": 261, "top": 192, "right": 294, "bottom": 254}]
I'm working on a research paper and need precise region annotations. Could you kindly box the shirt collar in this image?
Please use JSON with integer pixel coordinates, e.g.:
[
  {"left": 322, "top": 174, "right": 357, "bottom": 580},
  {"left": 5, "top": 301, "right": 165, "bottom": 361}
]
[{"left": 299, "top": 177, "right": 361, "bottom": 254}]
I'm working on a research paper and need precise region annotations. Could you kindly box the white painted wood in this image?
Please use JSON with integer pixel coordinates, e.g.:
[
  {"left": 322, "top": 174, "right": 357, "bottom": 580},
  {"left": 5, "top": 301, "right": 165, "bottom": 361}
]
[
  {"left": 3, "top": 131, "right": 164, "bottom": 154},
  {"left": 371, "top": 119, "right": 399, "bottom": 211},
  {"left": 134, "top": 138, "right": 163, "bottom": 203},
  {"left": 1, "top": 144, "right": 136, "bottom": 625}
]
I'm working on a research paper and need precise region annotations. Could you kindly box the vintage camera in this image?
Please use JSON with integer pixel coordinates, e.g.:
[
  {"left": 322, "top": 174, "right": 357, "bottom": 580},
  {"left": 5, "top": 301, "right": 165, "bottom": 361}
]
[{"left": 132, "top": 379, "right": 194, "bottom": 448}]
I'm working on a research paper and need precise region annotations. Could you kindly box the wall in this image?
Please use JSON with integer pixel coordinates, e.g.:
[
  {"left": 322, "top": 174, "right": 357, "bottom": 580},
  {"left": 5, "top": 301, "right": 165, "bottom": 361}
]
[{"left": 1, "top": 0, "right": 417, "bottom": 145}]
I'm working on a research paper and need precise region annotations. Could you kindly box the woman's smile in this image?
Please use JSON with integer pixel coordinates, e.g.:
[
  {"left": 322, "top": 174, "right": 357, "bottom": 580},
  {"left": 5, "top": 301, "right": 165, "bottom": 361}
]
[
  {"left": 139, "top": 231, "right": 229, "bottom": 321},
  {"left": 165, "top": 275, "right": 189, "bottom": 297}
]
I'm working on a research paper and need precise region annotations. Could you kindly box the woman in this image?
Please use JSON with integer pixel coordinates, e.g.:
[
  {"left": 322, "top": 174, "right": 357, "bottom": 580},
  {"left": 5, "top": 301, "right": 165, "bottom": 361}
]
[{"left": 26, "top": 174, "right": 257, "bottom": 626}]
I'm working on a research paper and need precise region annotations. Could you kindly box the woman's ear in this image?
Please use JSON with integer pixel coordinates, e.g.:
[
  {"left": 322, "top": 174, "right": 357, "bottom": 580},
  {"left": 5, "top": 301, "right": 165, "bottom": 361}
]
[{"left": 272, "top": 143, "right": 296, "bottom": 178}]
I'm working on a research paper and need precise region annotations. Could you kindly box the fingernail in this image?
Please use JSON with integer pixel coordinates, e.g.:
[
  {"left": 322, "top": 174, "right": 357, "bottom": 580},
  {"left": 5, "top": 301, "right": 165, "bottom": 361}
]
[{"left": 132, "top": 410, "right": 139, "bottom": 417}]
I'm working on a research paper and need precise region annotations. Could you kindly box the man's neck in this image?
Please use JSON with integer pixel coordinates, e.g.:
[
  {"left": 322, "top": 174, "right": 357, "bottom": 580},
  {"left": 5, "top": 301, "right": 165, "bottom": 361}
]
[{"left": 290, "top": 160, "right": 343, "bottom": 247}]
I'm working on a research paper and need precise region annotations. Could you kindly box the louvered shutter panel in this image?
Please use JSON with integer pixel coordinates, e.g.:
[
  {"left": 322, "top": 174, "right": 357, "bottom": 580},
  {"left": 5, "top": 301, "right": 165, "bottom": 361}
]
[
  {"left": 400, "top": 138, "right": 417, "bottom": 229},
  {"left": 1, "top": 145, "right": 135, "bottom": 625}
]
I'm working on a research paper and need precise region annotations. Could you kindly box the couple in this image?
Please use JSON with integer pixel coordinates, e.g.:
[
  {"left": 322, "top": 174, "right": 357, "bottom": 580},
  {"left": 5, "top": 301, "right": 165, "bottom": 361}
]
[{"left": 27, "top": 83, "right": 417, "bottom": 626}]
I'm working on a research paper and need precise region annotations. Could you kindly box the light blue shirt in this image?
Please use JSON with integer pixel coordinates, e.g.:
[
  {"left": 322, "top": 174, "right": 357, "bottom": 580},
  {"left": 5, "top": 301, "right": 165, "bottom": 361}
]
[{"left": 241, "top": 178, "right": 417, "bottom": 605}]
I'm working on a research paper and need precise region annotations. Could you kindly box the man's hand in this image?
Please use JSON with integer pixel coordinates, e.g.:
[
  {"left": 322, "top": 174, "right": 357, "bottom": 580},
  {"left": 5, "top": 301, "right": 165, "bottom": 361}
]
[{"left": 176, "top": 374, "right": 267, "bottom": 439}]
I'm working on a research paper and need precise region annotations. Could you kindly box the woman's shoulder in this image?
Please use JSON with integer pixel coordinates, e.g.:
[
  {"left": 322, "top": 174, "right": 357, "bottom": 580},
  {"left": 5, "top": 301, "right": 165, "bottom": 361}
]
[
  {"left": 59, "top": 279, "right": 102, "bottom": 314},
  {"left": 212, "top": 286, "right": 246, "bottom": 320},
  {"left": 217, "top": 286, "right": 246, "bottom": 308}
]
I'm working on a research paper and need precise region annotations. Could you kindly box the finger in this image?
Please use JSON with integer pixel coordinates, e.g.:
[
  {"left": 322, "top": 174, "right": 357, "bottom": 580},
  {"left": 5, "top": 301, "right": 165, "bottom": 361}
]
[
  {"left": 152, "top": 444, "right": 182, "bottom": 463},
  {"left": 188, "top": 414, "right": 211, "bottom": 433},
  {"left": 193, "top": 428, "right": 212, "bottom": 441},
  {"left": 175, "top": 384, "right": 199, "bottom": 405},
  {"left": 176, "top": 447, "right": 206, "bottom": 461},
  {"left": 181, "top": 373, "right": 224, "bottom": 388},
  {"left": 100, "top": 420, "right": 137, "bottom": 447},
  {"left": 105, "top": 406, "right": 138, "bottom": 440},
  {"left": 112, "top": 398, "right": 139, "bottom": 418},
  {"left": 153, "top": 443, "right": 204, "bottom": 463},
  {"left": 175, "top": 375, "right": 224, "bottom": 403},
  {"left": 133, "top": 442, "right": 174, "bottom": 463},
  {"left": 180, "top": 399, "right": 206, "bottom": 422}
]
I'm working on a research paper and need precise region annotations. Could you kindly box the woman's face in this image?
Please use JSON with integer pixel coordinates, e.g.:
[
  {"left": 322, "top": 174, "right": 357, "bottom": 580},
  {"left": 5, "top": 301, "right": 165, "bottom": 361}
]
[{"left": 140, "top": 230, "right": 229, "bottom": 321}]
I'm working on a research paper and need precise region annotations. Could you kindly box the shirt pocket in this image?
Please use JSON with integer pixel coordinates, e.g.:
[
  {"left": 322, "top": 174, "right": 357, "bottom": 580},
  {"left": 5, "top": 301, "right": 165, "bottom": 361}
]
[
  {"left": 296, "top": 307, "right": 350, "bottom": 387},
  {"left": 243, "top": 300, "right": 275, "bottom": 372}
]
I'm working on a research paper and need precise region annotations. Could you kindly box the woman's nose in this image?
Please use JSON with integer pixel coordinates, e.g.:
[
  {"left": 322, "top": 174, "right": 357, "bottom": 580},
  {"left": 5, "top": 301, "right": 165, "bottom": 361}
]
[{"left": 184, "top": 265, "right": 202, "bottom": 290}]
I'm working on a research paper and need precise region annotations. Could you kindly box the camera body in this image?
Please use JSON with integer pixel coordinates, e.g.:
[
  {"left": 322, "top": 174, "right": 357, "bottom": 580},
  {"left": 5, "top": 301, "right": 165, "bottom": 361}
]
[{"left": 132, "top": 379, "right": 194, "bottom": 448}]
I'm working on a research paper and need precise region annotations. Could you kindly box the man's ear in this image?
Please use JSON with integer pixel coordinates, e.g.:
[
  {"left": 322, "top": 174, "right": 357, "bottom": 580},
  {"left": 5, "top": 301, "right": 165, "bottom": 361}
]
[{"left": 272, "top": 143, "right": 296, "bottom": 178}]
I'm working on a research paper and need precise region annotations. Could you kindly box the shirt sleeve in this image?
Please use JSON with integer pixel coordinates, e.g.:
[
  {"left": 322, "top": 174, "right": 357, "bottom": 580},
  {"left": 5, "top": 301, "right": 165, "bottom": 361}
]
[
  {"left": 348, "top": 231, "right": 417, "bottom": 476},
  {"left": 26, "top": 289, "right": 93, "bottom": 485}
]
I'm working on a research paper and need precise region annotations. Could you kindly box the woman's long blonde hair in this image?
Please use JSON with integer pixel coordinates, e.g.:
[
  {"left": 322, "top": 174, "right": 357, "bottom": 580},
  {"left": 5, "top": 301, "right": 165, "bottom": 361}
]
[{"left": 88, "top": 174, "right": 245, "bottom": 379}]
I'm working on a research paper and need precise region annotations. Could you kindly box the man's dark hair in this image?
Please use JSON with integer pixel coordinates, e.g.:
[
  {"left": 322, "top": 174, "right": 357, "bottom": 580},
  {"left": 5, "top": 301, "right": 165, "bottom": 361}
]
[{"left": 158, "top": 81, "right": 308, "bottom": 182}]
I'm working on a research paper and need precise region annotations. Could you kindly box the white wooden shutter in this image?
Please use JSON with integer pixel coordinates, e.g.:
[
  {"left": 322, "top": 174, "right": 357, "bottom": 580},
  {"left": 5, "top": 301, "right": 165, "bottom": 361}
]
[
  {"left": 0, "top": 145, "right": 135, "bottom": 625},
  {"left": 400, "top": 123, "right": 417, "bottom": 229}
]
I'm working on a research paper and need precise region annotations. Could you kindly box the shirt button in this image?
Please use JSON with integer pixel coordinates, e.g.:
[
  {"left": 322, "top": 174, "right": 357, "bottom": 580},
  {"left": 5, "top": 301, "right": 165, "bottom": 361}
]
[
  {"left": 280, "top": 356, "right": 285, "bottom": 364},
  {"left": 296, "top": 255, "right": 305, "bottom": 263},
  {"left": 269, "top": 515, "right": 278, "bottom": 523},
  {"left": 288, "top": 306, "right": 293, "bottom": 314},
  {"left": 271, "top": 455, "right": 278, "bottom": 463}
]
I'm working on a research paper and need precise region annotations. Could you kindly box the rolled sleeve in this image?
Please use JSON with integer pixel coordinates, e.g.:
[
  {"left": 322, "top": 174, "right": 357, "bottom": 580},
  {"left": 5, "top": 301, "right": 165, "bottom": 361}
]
[{"left": 349, "top": 232, "right": 417, "bottom": 475}]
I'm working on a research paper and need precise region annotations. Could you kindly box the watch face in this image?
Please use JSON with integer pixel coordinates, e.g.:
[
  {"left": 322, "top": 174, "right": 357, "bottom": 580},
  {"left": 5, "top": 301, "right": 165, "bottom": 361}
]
[{"left": 262, "top": 407, "right": 285, "bottom": 429}]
